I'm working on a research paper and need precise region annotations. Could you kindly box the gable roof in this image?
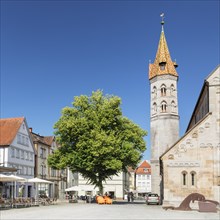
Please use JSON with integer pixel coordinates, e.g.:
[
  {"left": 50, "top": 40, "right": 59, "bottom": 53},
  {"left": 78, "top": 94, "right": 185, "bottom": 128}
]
[
  {"left": 135, "top": 160, "right": 151, "bottom": 174},
  {"left": 0, "top": 117, "right": 24, "bottom": 146},
  {"left": 160, "top": 112, "right": 212, "bottom": 159},
  {"left": 44, "top": 136, "right": 55, "bottom": 146},
  {"left": 186, "top": 65, "right": 220, "bottom": 131},
  {"left": 31, "top": 133, "right": 50, "bottom": 147},
  {"left": 205, "top": 64, "right": 220, "bottom": 81},
  {"left": 161, "top": 66, "right": 219, "bottom": 160}
]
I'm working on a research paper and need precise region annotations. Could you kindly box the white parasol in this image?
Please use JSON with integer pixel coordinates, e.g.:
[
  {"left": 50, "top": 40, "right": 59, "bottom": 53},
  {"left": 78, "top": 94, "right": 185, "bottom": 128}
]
[
  {"left": 28, "top": 177, "right": 52, "bottom": 184},
  {"left": 8, "top": 175, "right": 27, "bottom": 182},
  {"left": 27, "top": 177, "right": 53, "bottom": 205},
  {"left": 0, "top": 174, "right": 20, "bottom": 182},
  {"left": 0, "top": 174, "right": 27, "bottom": 199},
  {"left": 65, "top": 185, "right": 81, "bottom": 192}
]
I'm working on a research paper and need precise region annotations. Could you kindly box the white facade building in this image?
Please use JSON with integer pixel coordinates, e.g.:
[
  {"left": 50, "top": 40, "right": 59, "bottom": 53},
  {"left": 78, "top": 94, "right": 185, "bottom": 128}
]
[
  {"left": 67, "top": 171, "right": 129, "bottom": 199},
  {"left": 0, "top": 117, "right": 35, "bottom": 198},
  {"left": 135, "top": 160, "right": 151, "bottom": 196}
]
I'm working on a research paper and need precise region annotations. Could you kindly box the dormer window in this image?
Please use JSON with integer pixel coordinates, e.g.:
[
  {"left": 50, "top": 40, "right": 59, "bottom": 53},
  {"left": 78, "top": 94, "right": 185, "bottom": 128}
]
[
  {"left": 173, "top": 61, "right": 178, "bottom": 68},
  {"left": 159, "top": 62, "right": 166, "bottom": 70},
  {"left": 143, "top": 168, "right": 148, "bottom": 172}
]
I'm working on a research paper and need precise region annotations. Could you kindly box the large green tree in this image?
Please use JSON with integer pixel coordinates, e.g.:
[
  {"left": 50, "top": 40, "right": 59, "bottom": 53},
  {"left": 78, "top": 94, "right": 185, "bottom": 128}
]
[{"left": 48, "top": 90, "right": 147, "bottom": 193}]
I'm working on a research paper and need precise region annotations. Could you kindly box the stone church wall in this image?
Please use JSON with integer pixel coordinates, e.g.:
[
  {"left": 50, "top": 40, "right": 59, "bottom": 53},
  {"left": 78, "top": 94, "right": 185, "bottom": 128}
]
[{"left": 161, "top": 66, "right": 220, "bottom": 206}]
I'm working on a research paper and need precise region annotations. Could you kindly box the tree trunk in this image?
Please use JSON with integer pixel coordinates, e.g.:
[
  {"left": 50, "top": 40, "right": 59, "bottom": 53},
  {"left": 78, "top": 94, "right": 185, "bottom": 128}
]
[
  {"left": 99, "top": 185, "right": 103, "bottom": 195},
  {"left": 98, "top": 176, "right": 103, "bottom": 195}
]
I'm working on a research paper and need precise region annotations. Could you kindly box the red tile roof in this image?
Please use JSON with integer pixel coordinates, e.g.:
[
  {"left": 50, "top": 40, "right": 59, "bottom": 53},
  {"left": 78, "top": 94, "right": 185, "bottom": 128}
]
[
  {"left": 31, "top": 133, "right": 49, "bottom": 146},
  {"left": 135, "top": 160, "right": 151, "bottom": 174},
  {"left": 139, "top": 160, "right": 151, "bottom": 168},
  {"left": 0, "top": 117, "right": 24, "bottom": 146},
  {"left": 31, "top": 133, "right": 54, "bottom": 147},
  {"left": 44, "top": 136, "right": 55, "bottom": 145}
]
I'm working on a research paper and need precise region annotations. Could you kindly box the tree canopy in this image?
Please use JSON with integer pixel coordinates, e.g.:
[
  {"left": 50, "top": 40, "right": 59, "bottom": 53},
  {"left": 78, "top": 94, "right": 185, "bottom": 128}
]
[{"left": 48, "top": 90, "right": 147, "bottom": 193}]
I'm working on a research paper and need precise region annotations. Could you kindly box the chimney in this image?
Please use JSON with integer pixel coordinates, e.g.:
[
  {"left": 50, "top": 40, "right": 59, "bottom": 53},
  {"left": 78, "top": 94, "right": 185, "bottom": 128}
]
[{"left": 29, "top": 127, "right": 32, "bottom": 133}]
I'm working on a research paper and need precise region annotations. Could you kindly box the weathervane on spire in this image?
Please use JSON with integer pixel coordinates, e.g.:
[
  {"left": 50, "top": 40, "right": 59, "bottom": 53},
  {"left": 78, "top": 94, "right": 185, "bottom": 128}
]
[
  {"left": 160, "top": 13, "right": 165, "bottom": 32},
  {"left": 160, "top": 13, "right": 165, "bottom": 25}
]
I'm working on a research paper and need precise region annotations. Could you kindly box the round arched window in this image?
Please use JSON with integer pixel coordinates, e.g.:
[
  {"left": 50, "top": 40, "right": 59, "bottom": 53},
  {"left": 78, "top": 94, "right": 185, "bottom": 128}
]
[
  {"left": 161, "top": 101, "right": 167, "bottom": 112},
  {"left": 161, "top": 84, "right": 167, "bottom": 96}
]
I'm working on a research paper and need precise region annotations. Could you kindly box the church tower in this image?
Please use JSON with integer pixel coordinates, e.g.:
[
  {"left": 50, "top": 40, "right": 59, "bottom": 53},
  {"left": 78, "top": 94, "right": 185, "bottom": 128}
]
[{"left": 149, "top": 16, "right": 180, "bottom": 196}]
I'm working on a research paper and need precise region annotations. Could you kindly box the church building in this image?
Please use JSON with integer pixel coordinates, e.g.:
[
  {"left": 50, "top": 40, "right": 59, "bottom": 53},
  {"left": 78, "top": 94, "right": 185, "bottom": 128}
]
[
  {"left": 149, "top": 15, "right": 220, "bottom": 206},
  {"left": 160, "top": 65, "right": 220, "bottom": 206}
]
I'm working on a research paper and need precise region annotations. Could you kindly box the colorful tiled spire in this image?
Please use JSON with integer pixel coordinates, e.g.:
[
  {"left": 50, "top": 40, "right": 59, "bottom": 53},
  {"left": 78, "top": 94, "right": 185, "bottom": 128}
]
[{"left": 149, "top": 15, "right": 178, "bottom": 80}]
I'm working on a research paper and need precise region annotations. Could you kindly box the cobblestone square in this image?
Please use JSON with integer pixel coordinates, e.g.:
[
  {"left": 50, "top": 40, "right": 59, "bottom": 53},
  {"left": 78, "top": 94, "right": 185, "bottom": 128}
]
[{"left": 0, "top": 201, "right": 219, "bottom": 220}]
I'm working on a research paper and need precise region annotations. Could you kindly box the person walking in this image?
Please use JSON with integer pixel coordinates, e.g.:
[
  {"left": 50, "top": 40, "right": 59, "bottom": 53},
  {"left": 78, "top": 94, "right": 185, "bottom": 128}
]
[
  {"left": 130, "top": 192, "right": 134, "bottom": 202},
  {"left": 127, "top": 193, "right": 130, "bottom": 202}
]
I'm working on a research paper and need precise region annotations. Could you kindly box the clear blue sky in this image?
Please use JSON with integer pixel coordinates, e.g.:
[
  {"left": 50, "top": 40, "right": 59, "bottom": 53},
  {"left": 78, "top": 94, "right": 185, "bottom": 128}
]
[{"left": 1, "top": 0, "right": 219, "bottom": 160}]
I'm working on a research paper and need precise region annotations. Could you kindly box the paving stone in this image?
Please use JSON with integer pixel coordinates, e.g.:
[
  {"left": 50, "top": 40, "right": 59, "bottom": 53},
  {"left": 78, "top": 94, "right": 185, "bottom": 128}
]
[{"left": 0, "top": 200, "right": 219, "bottom": 220}]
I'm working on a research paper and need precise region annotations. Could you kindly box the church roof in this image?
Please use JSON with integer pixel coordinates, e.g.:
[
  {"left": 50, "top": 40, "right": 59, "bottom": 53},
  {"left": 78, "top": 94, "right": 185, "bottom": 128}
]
[
  {"left": 186, "top": 65, "right": 220, "bottom": 131},
  {"left": 160, "top": 112, "right": 212, "bottom": 160},
  {"left": 149, "top": 23, "right": 178, "bottom": 80}
]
